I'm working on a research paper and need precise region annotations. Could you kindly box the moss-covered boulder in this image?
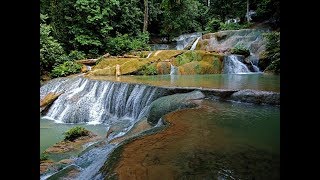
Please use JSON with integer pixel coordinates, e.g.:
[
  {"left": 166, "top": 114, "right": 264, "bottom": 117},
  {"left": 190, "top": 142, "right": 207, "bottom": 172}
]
[
  {"left": 147, "top": 91, "right": 205, "bottom": 125},
  {"left": 173, "top": 50, "right": 223, "bottom": 74},
  {"left": 156, "top": 62, "right": 171, "bottom": 74},
  {"left": 88, "top": 50, "right": 186, "bottom": 76}
]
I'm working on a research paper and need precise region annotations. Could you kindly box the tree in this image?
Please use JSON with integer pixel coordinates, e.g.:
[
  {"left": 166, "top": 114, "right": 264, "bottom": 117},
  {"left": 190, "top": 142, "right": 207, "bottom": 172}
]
[
  {"left": 143, "top": 0, "right": 149, "bottom": 32},
  {"left": 40, "top": 14, "right": 68, "bottom": 77}
]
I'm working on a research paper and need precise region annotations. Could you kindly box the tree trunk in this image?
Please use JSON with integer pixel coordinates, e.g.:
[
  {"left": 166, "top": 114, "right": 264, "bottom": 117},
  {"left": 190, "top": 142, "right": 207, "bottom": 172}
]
[
  {"left": 246, "top": 0, "right": 250, "bottom": 22},
  {"left": 143, "top": 0, "right": 148, "bottom": 32},
  {"left": 207, "top": 0, "right": 210, "bottom": 7}
]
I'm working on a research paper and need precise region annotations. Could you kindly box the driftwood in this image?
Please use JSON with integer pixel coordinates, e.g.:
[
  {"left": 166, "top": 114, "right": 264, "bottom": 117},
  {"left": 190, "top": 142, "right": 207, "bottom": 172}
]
[{"left": 75, "top": 59, "right": 98, "bottom": 65}]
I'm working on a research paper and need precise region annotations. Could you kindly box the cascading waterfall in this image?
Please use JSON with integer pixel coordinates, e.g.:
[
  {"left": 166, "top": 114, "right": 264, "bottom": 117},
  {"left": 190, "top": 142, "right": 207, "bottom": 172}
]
[
  {"left": 174, "top": 32, "right": 202, "bottom": 50},
  {"left": 223, "top": 55, "right": 251, "bottom": 74},
  {"left": 40, "top": 77, "right": 169, "bottom": 180},
  {"left": 170, "top": 63, "right": 178, "bottom": 75},
  {"left": 86, "top": 65, "right": 92, "bottom": 71},
  {"left": 190, "top": 37, "right": 201, "bottom": 50},
  {"left": 146, "top": 52, "right": 152, "bottom": 58},
  {"left": 41, "top": 77, "right": 166, "bottom": 125},
  {"left": 250, "top": 61, "right": 260, "bottom": 72}
]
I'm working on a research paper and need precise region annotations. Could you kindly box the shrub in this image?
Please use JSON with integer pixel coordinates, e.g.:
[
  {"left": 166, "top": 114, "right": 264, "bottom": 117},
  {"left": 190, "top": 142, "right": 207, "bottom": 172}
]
[
  {"left": 230, "top": 45, "right": 250, "bottom": 57},
  {"left": 40, "top": 14, "right": 68, "bottom": 76},
  {"left": 139, "top": 64, "right": 157, "bottom": 75},
  {"left": 40, "top": 153, "right": 48, "bottom": 161},
  {"left": 68, "top": 50, "right": 86, "bottom": 61},
  {"left": 51, "top": 61, "right": 82, "bottom": 78},
  {"left": 106, "top": 33, "right": 150, "bottom": 56},
  {"left": 63, "top": 126, "right": 89, "bottom": 141},
  {"left": 260, "top": 31, "right": 280, "bottom": 73},
  {"left": 205, "top": 18, "right": 221, "bottom": 32}
]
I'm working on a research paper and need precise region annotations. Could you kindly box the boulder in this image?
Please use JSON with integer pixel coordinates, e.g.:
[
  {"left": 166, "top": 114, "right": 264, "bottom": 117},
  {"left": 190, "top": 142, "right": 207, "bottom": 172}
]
[{"left": 147, "top": 91, "right": 205, "bottom": 125}]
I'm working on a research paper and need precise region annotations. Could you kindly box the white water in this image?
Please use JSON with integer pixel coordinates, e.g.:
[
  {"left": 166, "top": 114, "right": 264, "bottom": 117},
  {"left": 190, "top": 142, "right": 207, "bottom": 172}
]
[
  {"left": 223, "top": 55, "right": 251, "bottom": 74},
  {"left": 170, "top": 63, "right": 178, "bottom": 75},
  {"left": 174, "top": 32, "right": 202, "bottom": 50},
  {"left": 40, "top": 77, "right": 165, "bottom": 124},
  {"left": 86, "top": 65, "right": 92, "bottom": 71},
  {"left": 146, "top": 52, "right": 152, "bottom": 58},
  {"left": 190, "top": 37, "right": 201, "bottom": 50}
]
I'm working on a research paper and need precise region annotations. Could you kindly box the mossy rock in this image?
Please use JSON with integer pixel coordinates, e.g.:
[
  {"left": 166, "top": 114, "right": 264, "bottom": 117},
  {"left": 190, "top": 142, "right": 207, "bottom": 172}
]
[
  {"left": 156, "top": 62, "right": 171, "bottom": 75},
  {"left": 178, "top": 59, "right": 222, "bottom": 75},
  {"left": 89, "top": 50, "right": 186, "bottom": 76},
  {"left": 147, "top": 91, "right": 205, "bottom": 125}
]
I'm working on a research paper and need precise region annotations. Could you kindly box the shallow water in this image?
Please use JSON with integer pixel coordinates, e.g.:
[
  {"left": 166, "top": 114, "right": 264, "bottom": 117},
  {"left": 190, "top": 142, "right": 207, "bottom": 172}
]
[
  {"left": 89, "top": 74, "right": 280, "bottom": 92},
  {"left": 111, "top": 99, "right": 280, "bottom": 179},
  {"left": 40, "top": 118, "right": 108, "bottom": 155}
]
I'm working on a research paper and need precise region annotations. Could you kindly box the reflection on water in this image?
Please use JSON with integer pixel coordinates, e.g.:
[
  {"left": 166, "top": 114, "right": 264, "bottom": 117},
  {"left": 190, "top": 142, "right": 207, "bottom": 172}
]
[{"left": 89, "top": 74, "right": 280, "bottom": 92}]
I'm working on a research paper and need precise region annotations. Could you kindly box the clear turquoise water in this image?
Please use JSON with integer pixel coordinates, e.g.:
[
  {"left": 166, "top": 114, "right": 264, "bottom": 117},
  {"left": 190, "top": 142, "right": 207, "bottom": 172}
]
[
  {"left": 40, "top": 118, "right": 108, "bottom": 155},
  {"left": 158, "top": 99, "right": 280, "bottom": 179}
]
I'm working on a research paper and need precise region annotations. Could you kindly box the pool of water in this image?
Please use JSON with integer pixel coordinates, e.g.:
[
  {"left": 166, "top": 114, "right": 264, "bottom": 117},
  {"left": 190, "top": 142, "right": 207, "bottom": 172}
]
[
  {"left": 40, "top": 118, "right": 108, "bottom": 155},
  {"left": 111, "top": 99, "right": 280, "bottom": 179},
  {"left": 88, "top": 74, "right": 280, "bottom": 92}
]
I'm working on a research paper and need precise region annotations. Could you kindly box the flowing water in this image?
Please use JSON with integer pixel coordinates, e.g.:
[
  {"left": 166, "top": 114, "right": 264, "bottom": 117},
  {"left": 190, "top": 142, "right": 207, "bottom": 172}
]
[
  {"left": 40, "top": 73, "right": 279, "bottom": 179},
  {"left": 223, "top": 55, "right": 251, "bottom": 74}
]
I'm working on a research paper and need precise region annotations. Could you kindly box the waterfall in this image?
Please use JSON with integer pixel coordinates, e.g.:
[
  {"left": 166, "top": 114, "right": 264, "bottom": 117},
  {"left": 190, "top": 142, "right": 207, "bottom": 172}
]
[
  {"left": 223, "top": 55, "right": 251, "bottom": 74},
  {"left": 170, "top": 63, "right": 178, "bottom": 75},
  {"left": 190, "top": 37, "right": 201, "bottom": 50},
  {"left": 174, "top": 32, "right": 202, "bottom": 50},
  {"left": 86, "top": 65, "right": 92, "bottom": 71},
  {"left": 250, "top": 61, "right": 260, "bottom": 72},
  {"left": 40, "top": 77, "right": 166, "bottom": 124},
  {"left": 146, "top": 52, "right": 152, "bottom": 58}
]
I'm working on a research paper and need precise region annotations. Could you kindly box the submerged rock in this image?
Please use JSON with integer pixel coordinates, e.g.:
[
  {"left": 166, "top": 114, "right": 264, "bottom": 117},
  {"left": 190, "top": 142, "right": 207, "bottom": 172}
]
[
  {"left": 229, "top": 89, "right": 280, "bottom": 105},
  {"left": 147, "top": 90, "right": 205, "bottom": 125}
]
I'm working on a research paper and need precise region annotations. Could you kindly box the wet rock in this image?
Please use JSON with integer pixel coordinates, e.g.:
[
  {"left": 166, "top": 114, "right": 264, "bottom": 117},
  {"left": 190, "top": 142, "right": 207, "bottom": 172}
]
[
  {"left": 40, "top": 92, "right": 62, "bottom": 114},
  {"left": 229, "top": 89, "right": 280, "bottom": 105},
  {"left": 44, "top": 132, "right": 101, "bottom": 154},
  {"left": 147, "top": 91, "right": 205, "bottom": 125}
]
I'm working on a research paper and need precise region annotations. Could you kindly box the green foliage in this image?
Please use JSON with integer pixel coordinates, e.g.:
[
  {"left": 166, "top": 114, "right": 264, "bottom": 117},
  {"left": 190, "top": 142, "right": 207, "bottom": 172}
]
[
  {"left": 51, "top": 61, "right": 82, "bottom": 78},
  {"left": 68, "top": 50, "right": 86, "bottom": 61},
  {"left": 63, "top": 126, "right": 90, "bottom": 141},
  {"left": 40, "top": 153, "right": 49, "bottom": 161},
  {"left": 106, "top": 33, "right": 150, "bottom": 56},
  {"left": 40, "top": 13, "right": 68, "bottom": 77},
  {"left": 255, "top": 0, "right": 280, "bottom": 28},
  {"left": 230, "top": 45, "right": 250, "bottom": 57},
  {"left": 208, "top": 0, "right": 246, "bottom": 22},
  {"left": 160, "top": 0, "right": 202, "bottom": 39},
  {"left": 205, "top": 18, "right": 222, "bottom": 32},
  {"left": 176, "top": 51, "right": 202, "bottom": 66},
  {"left": 140, "top": 64, "right": 157, "bottom": 75},
  {"left": 260, "top": 31, "right": 280, "bottom": 73}
]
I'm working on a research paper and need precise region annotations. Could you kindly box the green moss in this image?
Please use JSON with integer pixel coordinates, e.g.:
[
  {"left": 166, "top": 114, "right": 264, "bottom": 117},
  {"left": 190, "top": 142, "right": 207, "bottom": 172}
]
[
  {"left": 63, "top": 126, "right": 89, "bottom": 142},
  {"left": 156, "top": 62, "right": 171, "bottom": 75},
  {"left": 175, "top": 51, "right": 202, "bottom": 66},
  {"left": 138, "top": 63, "right": 158, "bottom": 75},
  {"left": 40, "top": 153, "right": 49, "bottom": 161},
  {"left": 261, "top": 31, "right": 280, "bottom": 74},
  {"left": 230, "top": 45, "right": 250, "bottom": 57}
]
